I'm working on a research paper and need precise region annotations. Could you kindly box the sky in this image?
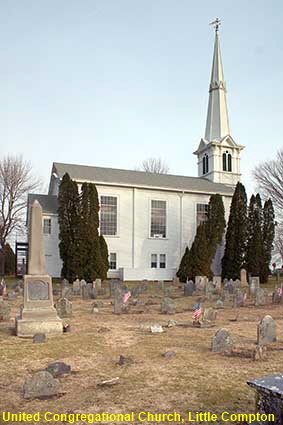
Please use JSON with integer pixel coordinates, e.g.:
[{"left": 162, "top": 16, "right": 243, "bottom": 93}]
[{"left": 1, "top": 0, "right": 283, "bottom": 196}]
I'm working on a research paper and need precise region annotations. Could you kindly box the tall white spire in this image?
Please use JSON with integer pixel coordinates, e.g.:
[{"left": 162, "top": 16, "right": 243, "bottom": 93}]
[{"left": 205, "top": 19, "right": 230, "bottom": 141}]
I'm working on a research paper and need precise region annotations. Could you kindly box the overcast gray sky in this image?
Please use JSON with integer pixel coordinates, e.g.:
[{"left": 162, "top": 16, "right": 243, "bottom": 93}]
[{"left": 1, "top": 0, "right": 283, "bottom": 196}]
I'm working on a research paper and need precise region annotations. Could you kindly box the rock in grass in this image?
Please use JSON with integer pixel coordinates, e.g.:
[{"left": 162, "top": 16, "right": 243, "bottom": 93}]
[
  {"left": 33, "top": 333, "right": 46, "bottom": 344},
  {"left": 23, "top": 371, "right": 60, "bottom": 399},
  {"left": 46, "top": 362, "right": 71, "bottom": 378}
]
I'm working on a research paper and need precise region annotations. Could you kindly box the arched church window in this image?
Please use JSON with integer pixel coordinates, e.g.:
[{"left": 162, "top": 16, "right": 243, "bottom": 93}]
[
  {"left": 228, "top": 153, "right": 232, "bottom": 172},
  {"left": 222, "top": 153, "right": 227, "bottom": 171},
  {"left": 202, "top": 154, "right": 209, "bottom": 174}
]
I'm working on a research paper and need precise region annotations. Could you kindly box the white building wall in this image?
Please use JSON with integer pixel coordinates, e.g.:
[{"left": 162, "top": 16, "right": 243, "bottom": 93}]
[{"left": 42, "top": 182, "right": 233, "bottom": 281}]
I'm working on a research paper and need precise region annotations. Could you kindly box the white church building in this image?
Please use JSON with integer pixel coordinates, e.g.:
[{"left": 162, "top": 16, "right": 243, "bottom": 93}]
[{"left": 28, "top": 23, "right": 244, "bottom": 281}]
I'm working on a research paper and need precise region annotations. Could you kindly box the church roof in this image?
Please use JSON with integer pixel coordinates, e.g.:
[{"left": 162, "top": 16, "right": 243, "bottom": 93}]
[
  {"left": 27, "top": 193, "right": 58, "bottom": 215},
  {"left": 51, "top": 162, "right": 234, "bottom": 197}
]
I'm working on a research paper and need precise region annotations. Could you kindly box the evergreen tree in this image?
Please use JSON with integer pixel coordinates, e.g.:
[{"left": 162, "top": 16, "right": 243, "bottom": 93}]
[
  {"left": 177, "top": 246, "right": 190, "bottom": 282},
  {"left": 99, "top": 235, "right": 109, "bottom": 280},
  {"left": 261, "top": 199, "right": 275, "bottom": 282},
  {"left": 246, "top": 194, "right": 263, "bottom": 278},
  {"left": 221, "top": 182, "right": 248, "bottom": 279},
  {"left": 4, "top": 243, "right": 15, "bottom": 275},
  {"left": 58, "top": 173, "right": 81, "bottom": 281},
  {"left": 80, "top": 182, "right": 103, "bottom": 281},
  {"left": 206, "top": 194, "right": 226, "bottom": 267},
  {"left": 191, "top": 223, "right": 211, "bottom": 278}
]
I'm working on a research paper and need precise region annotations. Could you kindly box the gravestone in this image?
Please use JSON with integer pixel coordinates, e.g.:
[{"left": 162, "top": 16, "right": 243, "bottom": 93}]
[
  {"left": 195, "top": 276, "right": 207, "bottom": 291},
  {"left": 203, "top": 307, "right": 217, "bottom": 322},
  {"left": 250, "top": 276, "right": 260, "bottom": 296},
  {"left": 215, "top": 299, "right": 224, "bottom": 309},
  {"left": 247, "top": 374, "right": 283, "bottom": 425},
  {"left": 212, "top": 276, "right": 222, "bottom": 291},
  {"left": 233, "top": 289, "right": 247, "bottom": 307},
  {"left": 61, "top": 282, "right": 72, "bottom": 300},
  {"left": 16, "top": 200, "right": 62, "bottom": 337},
  {"left": 72, "top": 279, "right": 80, "bottom": 295},
  {"left": 0, "top": 300, "right": 11, "bottom": 321},
  {"left": 212, "top": 328, "right": 234, "bottom": 353},
  {"left": 8, "top": 291, "right": 17, "bottom": 300},
  {"left": 23, "top": 371, "right": 60, "bottom": 399},
  {"left": 56, "top": 298, "right": 72, "bottom": 318},
  {"left": 80, "top": 280, "right": 87, "bottom": 296},
  {"left": 46, "top": 362, "right": 71, "bottom": 378},
  {"left": 272, "top": 287, "right": 283, "bottom": 304},
  {"left": 33, "top": 333, "right": 46, "bottom": 344},
  {"left": 255, "top": 288, "right": 268, "bottom": 306},
  {"left": 224, "top": 280, "right": 234, "bottom": 295},
  {"left": 95, "top": 279, "right": 102, "bottom": 291},
  {"left": 150, "top": 324, "right": 163, "bottom": 333},
  {"left": 257, "top": 315, "right": 277, "bottom": 345},
  {"left": 82, "top": 284, "right": 90, "bottom": 300},
  {"left": 234, "top": 279, "right": 241, "bottom": 289},
  {"left": 113, "top": 287, "right": 123, "bottom": 314},
  {"left": 184, "top": 280, "right": 195, "bottom": 296},
  {"left": 160, "top": 298, "right": 176, "bottom": 314},
  {"left": 240, "top": 268, "right": 248, "bottom": 287},
  {"left": 88, "top": 282, "right": 96, "bottom": 299}
]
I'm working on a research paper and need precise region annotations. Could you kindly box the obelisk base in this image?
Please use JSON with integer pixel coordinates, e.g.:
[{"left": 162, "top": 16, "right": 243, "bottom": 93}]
[{"left": 16, "top": 274, "right": 63, "bottom": 337}]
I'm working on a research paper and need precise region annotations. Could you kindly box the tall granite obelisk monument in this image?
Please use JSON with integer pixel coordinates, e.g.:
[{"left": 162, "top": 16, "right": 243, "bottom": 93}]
[{"left": 16, "top": 200, "right": 63, "bottom": 337}]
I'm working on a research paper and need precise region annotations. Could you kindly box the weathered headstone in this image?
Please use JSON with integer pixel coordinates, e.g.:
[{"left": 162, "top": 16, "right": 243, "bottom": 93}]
[
  {"left": 160, "top": 297, "right": 176, "bottom": 314},
  {"left": 250, "top": 276, "right": 260, "bottom": 296},
  {"left": 195, "top": 276, "right": 207, "bottom": 291},
  {"left": 113, "top": 287, "right": 123, "bottom": 314},
  {"left": 212, "top": 328, "right": 234, "bottom": 353},
  {"left": 255, "top": 288, "right": 268, "bottom": 306},
  {"left": 240, "top": 268, "right": 248, "bottom": 287},
  {"left": 16, "top": 200, "right": 62, "bottom": 337},
  {"left": 23, "top": 371, "right": 60, "bottom": 399},
  {"left": 203, "top": 307, "right": 217, "bottom": 322},
  {"left": 215, "top": 299, "right": 224, "bottom": 309},
  {"left": 247, "top": 374, "right": 283, "bottom": 424},
  {"left": 0, "top": 300, "right": 11, "bottom": 321},
  {"left": 61, "top": 283, "right": 72, "bottom": 300},
  {"left": 72, "top": 279, "right": 80, "bottom": 295},
  {"left": 272, "top": 287, "right": 283, "bottom": 304},
  {"left": 233, "top": 289, "right": 247, "bottom": 308},
  {"left": 56, "top": 298, "right": 72, "bottom": 318},
  {"left": 184, "top": 280, "right": 195, "bottom": 296},
  {"left": 257, "top": 315, "right": 277, "bottom": 345},
  {"left": 95, "top": 279, "right": 102, "bottom": 291},
  {"left": 212, "top": 276, "right": 222, "bottom": 291}
]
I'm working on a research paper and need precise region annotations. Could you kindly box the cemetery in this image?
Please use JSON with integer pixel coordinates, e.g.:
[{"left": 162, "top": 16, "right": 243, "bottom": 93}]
[{"left": 1, "top": 270, "right": 283, "bottom": 424}]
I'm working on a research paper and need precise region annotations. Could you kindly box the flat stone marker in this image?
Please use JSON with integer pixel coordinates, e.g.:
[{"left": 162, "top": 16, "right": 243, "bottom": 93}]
[
  {"left": 160, "top": 297, "right": 176, "bottom": 314},
  {"left": 23, "top": 371, "right": 60, "bottom": 399},
  {"left": 56, "top": 298, "right": 72, "bottom": 318},
  {"left": 33, "top": 333, "right": 46, "bottom": 344},
  {"left": 212, "top": 328, "right": 234, "bottom": 353},
  {"left": 46, "top": 362, "right": 71, "bottom": 378},
  {"left": 150, "top": 324, "right": 164, "bottom": 333},
  {"left": 247, "top": 374, "right": 283, "bottom": 424},
  {"left": 257, "top": 315, "right": 277, "bottom": 346}
]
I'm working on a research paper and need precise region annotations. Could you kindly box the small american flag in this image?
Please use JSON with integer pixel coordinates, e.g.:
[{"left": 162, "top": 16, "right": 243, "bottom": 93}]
[
  {"left": 277, "top": 287, "right": 282, "bottom": 297},
  {"left": 123, "top": 291, "right": 131, "bottom": 304},
  {"left": 192, "top": 303, "right": 202, "bottom": 320}
]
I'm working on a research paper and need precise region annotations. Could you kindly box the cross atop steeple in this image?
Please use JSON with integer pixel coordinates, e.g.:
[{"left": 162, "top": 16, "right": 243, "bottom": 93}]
[{"left": 210, "top": 18, "right": 221, "bottom": 33}]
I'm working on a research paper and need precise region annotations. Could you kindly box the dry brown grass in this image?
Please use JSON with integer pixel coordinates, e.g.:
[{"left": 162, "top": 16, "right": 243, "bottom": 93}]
[{"left": 0, "top": 283, "right": 283, "bottom": 425}]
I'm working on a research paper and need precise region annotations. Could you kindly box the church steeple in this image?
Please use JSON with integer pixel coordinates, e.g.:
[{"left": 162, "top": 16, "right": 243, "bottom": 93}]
[
  {"left": 205, "top": 19, "right": 230, "bottom": 141},
  {"left": 193, "top": 19, "right": 244, "bottom": 187}
]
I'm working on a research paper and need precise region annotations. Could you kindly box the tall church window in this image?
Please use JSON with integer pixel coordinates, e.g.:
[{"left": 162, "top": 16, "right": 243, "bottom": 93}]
[
  {"left": 223, "top": 153, "right": 227, "bottom": 171},
  {"left": 202, "top": 154, "right": 209, "bottom": 174},
  {"left": 228, "top": 153, "right": 232, "bottom": 172},
  {"left": 109, "top": 252, "right": 117, "bottom": 269},
  {"left": 196, "top": 203, "right": 208, "bottom": 227},
  {"left": 100, "top": 196, "right": 117, "bottom": 235},
  {"left": 43, "top": 218, "right": 51, "bottom": 234},
  {"left": 150, "top": 200, "right": 166, "bottom": 238}
]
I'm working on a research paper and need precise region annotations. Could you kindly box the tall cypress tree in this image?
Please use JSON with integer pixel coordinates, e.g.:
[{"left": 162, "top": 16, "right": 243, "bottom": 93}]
[
  {"left": 246, "top": 194, "right": 264, "bottom": 278},
  {"left": 261, "top": 199, "right": 275, "bottom": 282},
  {"left": 58, "top": 173, "right": 81, "bottom": 281},
  {"left": 99, "top": 235, "right": 109, "bottom": 280},
  {"left": 191, "top": 223, "right": 210, "bottom": 278},
  {"left": 80, "top": 182, "right": 103, "bottom": 281},
  {"left": 206, "top": 194, "right": 226, "bottom": 267},
  {"left": 221, "top": 182, "right": 248, "bottom": 280},
  {"left": 177, "top": 246, "right": 190, "bottom": 282}
]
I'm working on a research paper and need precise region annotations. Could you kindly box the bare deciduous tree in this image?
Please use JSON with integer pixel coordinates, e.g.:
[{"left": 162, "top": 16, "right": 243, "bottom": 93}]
[
  {"left": 0, "top": 155, "right": 41, "bottom": 248},
  {"left": 137, "top": 157, "right": 170, "bottom": 174},
  {"left": 253, "top": 149, "right": 283, "bottom": 213}
]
